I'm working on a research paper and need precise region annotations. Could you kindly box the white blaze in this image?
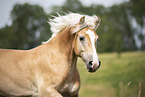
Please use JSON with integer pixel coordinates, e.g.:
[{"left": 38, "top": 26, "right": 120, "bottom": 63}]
[{"left": 86, "top": 30, "right": 99, "bottom": 65}]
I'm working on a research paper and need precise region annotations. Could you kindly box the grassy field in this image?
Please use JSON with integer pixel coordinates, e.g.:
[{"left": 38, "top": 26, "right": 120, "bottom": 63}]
[{"left": 77, "top": 51, "right": 145, "bottom": 97}]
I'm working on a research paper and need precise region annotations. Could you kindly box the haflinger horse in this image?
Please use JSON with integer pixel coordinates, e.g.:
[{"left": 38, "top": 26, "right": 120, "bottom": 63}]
[{"left": 0, "top": 13, "right": 101, "bottom": 97}]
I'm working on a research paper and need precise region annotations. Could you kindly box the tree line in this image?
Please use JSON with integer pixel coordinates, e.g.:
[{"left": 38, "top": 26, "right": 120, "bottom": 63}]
[{"left": 0, "top": 0, "right": 144, "bottom": 53}]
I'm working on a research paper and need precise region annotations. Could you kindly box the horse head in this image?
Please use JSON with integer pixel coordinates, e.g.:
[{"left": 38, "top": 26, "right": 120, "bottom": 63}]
[{"left": 73, "top": 16, "right": 101, "bottom": 73}]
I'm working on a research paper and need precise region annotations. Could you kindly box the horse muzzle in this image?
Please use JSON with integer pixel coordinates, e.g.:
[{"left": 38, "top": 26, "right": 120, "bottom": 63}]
[{"left": 87, "top": 61, "right": 101, "bottom": 73}]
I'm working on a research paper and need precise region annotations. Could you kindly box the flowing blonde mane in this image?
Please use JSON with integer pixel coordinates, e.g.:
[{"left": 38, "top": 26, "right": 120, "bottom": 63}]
[
  {"left": 43, "top": 12, "right": 100, "bottom": 43},
  {"left": 49, "top": 12, "right": 100, "bottom": 34}
]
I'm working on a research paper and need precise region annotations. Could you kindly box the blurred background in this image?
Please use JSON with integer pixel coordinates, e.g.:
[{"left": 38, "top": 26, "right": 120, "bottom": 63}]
[{"left": 0, "top": 0, "right": 145, "bottom": 97}]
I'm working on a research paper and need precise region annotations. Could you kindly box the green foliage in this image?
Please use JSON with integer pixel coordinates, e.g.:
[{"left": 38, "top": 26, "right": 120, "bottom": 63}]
[
  {"left": 0, "top": 25, "right": 15, "bottom": 48},
  {"left": 129, "top": 0, "right": 145, "bottom": 26},
  {"left": 50, "top": 0, "right": 83, "bottom": 13},
  {"left": 0, "top": 3, "right": 50, "bottom": 49},
  {"left": 129, "top": 0, "right": 145, "bottom": 50}
]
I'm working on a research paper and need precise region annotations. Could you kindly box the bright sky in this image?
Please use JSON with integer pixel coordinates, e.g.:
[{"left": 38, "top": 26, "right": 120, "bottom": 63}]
[{"left": 0, "top": 0, "right": 128, "bottom": 28}]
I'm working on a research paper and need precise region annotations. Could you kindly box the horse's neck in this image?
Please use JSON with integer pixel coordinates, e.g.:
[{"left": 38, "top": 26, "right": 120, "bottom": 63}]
[{"left": 46, "top": 27, "right": 77, "bottom": 67}]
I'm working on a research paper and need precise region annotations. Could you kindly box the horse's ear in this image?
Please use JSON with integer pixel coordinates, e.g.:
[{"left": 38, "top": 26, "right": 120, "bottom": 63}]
[
  {"left": 95, "top": 16, "right": 101, "bottom": 30},
  {"left": 71, "top": 16, "right": 85, "bottom": 34},
  {"left": 79, "top": 16, "right": 85, "bottom": 25}
]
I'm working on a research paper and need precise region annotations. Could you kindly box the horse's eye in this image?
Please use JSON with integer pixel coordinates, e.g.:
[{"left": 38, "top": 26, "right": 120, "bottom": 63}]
[{"left": 79, "top": 36, "right": 85, "bottom": 41}]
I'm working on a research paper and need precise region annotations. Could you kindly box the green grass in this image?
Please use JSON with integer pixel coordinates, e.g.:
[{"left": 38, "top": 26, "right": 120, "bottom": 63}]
[{"left": 77, "top": 51, "right": 145, "bottom": 97}]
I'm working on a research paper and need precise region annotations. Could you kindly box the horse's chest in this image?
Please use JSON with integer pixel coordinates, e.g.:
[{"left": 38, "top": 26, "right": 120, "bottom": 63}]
[
  {"left": 59, "top": 81, "right": 80, "bottom": 95},
  {"left": 58, "top": 71, "right": 80, "bottom": 95}
]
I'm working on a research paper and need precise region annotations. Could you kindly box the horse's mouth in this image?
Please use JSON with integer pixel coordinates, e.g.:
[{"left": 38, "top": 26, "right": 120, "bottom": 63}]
[{"left": 87, "top": 68, "right": 97, "bottom": 72}]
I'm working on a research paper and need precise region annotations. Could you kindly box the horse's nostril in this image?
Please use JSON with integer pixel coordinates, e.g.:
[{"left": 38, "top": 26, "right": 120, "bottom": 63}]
[
  {"left": 89, "top": 61, "right": 93, "bottom": 66},
  {"left": 99, "top": 61, "right": 101, "bottom": 65}
]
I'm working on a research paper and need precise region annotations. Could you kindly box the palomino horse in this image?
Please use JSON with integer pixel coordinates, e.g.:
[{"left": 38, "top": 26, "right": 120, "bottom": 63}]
[{"left": 0, "top": 13, "right": 101, "bottom": 97}]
